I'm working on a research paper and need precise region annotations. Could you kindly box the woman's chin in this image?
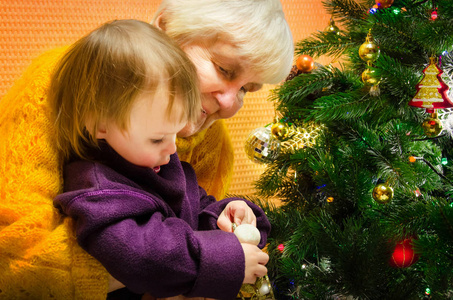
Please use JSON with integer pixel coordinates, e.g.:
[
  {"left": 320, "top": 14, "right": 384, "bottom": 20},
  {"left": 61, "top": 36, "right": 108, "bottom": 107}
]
[{"left": 178, "top": 117, "right": 213, "bottom": 137}]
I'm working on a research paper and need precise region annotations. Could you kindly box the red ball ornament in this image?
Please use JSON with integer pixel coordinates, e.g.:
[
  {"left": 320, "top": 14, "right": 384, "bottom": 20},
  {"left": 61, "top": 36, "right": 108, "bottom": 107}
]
[
  {"left": 296, "top": 55, "right": 314, "bottom": 73},
  {"left": 389, "top": 239, "right": 419, "bottom": 268},
  {"left": 277, "top": 244, "right": 285, "bottom": 252},
  {"left": 375, "top": 0, "right": 394, "bottom": 9}
]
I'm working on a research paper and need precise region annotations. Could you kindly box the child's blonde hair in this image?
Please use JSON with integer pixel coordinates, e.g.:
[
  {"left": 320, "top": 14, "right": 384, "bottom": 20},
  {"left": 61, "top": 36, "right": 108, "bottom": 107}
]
[{"left": 49, "top": 19, "right": 201, "bottom": 160}]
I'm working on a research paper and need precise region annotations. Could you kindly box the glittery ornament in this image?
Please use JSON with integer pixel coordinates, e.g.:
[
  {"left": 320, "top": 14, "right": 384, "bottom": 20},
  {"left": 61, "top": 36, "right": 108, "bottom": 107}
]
[
  {"left": 234, "top": 223, "right": 276, "bottom": 300},
  {"left": 238, "top": 275, "right": 275, "bottom": 300},
  {"left": 409, "top": 57, "right": 453, "bottom": 113},
  {"left": 372, "top": 183, "right": 393, "bottom": 204},
  {"left": 280, "top": 123, "right": 324, "bottom": 153},
  {"left": 245, "top": 127, "right": 281, "bottom": 164},
  {"left": 359, "top": 30, "right": 380, "bottom": 64}
]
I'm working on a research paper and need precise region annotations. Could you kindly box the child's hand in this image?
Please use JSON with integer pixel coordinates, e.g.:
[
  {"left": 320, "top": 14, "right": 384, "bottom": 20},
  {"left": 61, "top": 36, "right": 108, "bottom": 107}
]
[
  {"left": 217, "top": 200, "right": 257, "bottom": 232},
  {"left": 241, "top": 243, "right": 269, "bottom": 284}
]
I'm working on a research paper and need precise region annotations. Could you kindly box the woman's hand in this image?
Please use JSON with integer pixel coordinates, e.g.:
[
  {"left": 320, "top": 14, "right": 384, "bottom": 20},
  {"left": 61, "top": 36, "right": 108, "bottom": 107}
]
[{"left": 217, "top": 200, "right": 256, "bottom": 232}]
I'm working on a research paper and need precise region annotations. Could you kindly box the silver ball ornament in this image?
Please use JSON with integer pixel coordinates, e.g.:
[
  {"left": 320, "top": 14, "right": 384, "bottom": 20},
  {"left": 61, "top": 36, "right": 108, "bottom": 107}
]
[{"left": 244, "top": 127, "right": 281, "bottom": 164}]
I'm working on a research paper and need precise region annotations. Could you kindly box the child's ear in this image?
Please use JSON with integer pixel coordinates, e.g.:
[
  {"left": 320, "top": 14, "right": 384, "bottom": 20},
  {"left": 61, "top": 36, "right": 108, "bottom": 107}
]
[
  {"left": 86, "top": 117, "right": 108, "bottom": 139},
  {"left": 95, "top": 123, "right": 108, "bottom": 139},
  {"left": 153, "top": 11, "right": 166, "bottom": 31}
]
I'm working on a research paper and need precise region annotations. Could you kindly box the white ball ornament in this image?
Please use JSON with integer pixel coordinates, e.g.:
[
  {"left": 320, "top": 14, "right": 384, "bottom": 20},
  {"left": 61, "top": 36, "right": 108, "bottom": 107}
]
[{"left": 233, "top": 224, "right": 261, "bottom": 246}]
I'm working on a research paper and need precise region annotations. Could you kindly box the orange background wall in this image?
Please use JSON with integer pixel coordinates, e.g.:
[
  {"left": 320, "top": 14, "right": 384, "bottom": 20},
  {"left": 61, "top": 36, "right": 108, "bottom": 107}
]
[{"left": 0, "top": 0, "right": 332, "bottom": 195}]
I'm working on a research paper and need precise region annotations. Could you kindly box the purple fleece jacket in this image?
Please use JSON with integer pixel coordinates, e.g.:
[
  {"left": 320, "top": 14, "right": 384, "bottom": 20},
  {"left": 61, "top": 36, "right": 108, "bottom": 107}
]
[{"left": 53, "top": 144, "right": 271, "bottom": 299}]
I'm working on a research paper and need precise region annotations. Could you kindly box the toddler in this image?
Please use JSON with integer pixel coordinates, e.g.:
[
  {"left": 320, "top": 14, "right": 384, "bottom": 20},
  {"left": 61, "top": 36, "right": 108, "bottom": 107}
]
[{"left": 50, "top": 19, "right": 270, "bottom": 299}]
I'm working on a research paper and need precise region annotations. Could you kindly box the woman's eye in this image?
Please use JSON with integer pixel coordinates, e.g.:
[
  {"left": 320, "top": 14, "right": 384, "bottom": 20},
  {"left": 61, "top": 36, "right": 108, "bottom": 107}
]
[
  {"left": 218, "top": 66, "right": 233, "bottom": 78},
  {"left": 240, "top": 86, "right": 247, "bottom": 93}
]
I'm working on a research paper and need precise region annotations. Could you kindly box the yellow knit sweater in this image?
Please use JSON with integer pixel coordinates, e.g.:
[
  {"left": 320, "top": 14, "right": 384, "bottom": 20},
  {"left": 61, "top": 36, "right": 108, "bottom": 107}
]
[{"left": 0, "top": 47, "right": 234, "bottom": 299}]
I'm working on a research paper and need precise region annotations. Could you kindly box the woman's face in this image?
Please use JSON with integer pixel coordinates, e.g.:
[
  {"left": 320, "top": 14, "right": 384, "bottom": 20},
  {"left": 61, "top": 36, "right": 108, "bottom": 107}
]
[{"left": 178, "top": 41, "right": 263, "bottom": 137}]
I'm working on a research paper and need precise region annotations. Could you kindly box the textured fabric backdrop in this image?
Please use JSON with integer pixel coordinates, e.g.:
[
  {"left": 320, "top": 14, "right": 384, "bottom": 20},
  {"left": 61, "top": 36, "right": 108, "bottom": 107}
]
[{"left": 0, "top": 0, "right": 331, "bottom": 195}]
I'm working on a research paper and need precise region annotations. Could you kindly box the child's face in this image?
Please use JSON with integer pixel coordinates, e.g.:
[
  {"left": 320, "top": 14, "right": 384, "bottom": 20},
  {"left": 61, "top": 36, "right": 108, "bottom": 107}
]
[{"left": 96, "top": 86, "right": 186, "bottom": 170}]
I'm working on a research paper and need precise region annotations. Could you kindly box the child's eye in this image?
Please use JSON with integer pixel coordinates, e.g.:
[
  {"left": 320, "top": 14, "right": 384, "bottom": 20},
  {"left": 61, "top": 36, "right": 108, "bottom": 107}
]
[{"left": 150, "top": 139, "right": 164, "bottom": 144}]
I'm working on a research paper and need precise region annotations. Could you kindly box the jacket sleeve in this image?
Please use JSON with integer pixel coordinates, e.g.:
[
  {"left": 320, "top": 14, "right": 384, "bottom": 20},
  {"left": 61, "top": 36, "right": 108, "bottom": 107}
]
[
  {"left": 197, "top": 186, "right": 272, "bottom": 249},
  {"left": 180, "top": 160, "right": 271, "bottom": 249},
  {"left": 55, "top": 188, "right": 244, "bottom": 300}
]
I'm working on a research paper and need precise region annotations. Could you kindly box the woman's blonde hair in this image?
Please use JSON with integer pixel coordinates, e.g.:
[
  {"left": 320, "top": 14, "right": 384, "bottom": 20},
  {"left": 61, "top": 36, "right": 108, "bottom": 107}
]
[
  {"left": 153, "top": 0, "right": 294, "bottom": 84},
  {"left": 49, "top": 19, "right": 201, "bottom": 160}
]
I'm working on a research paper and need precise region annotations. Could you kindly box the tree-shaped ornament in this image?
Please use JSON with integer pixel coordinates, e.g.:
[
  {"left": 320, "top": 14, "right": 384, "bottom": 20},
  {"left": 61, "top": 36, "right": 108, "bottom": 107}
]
[{"left": 409, "top": 56, "right": 453, "bottom": 113}]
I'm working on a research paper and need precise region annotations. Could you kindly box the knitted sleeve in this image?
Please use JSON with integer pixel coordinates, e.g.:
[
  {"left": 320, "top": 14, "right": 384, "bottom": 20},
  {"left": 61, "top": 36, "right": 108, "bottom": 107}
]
[
  {"left": 0, "top": 47, "right": 109, "bottom": 300},
  {"left": 176, "top": 120, "right": 234, "bottom": 200}
]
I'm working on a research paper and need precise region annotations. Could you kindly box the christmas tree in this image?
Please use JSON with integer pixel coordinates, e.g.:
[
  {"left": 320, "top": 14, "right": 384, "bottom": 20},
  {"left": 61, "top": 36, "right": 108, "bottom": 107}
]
[{"left": 244, "top": 0, "right": 453, "bottom": 299}]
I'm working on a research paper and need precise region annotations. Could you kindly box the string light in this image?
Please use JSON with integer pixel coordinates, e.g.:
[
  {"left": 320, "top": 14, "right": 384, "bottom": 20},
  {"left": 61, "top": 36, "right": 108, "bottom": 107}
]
[{"left": 431, "top": 8, "right": 438, "bottom": 20}]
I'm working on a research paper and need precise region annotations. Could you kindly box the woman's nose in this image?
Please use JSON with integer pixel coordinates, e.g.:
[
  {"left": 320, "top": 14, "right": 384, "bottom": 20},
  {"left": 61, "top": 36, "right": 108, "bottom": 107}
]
[{"left": 214, "top": 86, "right": 241, "bottom": 110}]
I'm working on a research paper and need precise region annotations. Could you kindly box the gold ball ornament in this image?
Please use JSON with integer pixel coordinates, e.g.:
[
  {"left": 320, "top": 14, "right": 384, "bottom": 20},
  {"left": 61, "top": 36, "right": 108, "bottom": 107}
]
[
  {"left": 296, "top": 55, "right": 315, "bottom": 73},
  {"left": 271, "top": 122, "right": 289, "bottom": 140},
  {"left": 372, "top": 183, "right": 394, "bottom": 204},
  {"left": 361, "top": 68, "right": 379, "bottom": 85},
  {"left": 359, "top": 31, "right": 380, "bottom": 63},
  {"left": 324, "top": 19, "right": 340, "bottom": 35},
  {"left": 422, "top": 114, "right": 442, "bottom": 137},
  {"left": 245, "top": 127, "right": 281, "bottom": 164}
]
